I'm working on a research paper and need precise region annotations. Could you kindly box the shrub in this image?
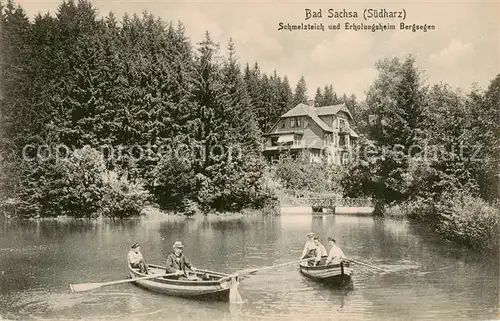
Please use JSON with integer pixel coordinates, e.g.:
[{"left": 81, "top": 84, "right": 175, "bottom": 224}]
[
  {"left": 18, "top": 146, "right": 151, "bottom": 218},
  {"left": 435, "top": 191, "right": 499, "bottom": 252},
  {"left": 390, "top": 191, "right": 500, "bottom": 252},
  {"left": 101, "top": 172, "right": 150, "bottom": 218},
  {"left": 272, "top": 154, "right": 344, "bottom": 195},
  {"left": 18, "top": 146, "right": 107, "bottom": 218}
]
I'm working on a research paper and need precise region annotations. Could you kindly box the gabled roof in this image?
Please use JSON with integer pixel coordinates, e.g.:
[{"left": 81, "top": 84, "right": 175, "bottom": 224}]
[
  {"left": 350, "top": 128, "right": 359, "bottom": 138},
  {"left": 279, "top": 104, "right": 332, "bottom": 132},
  {"left": 308, "top": 108, "right": 333, "bottom": 132},
  {"left": 281, "top": 104, "right": 310, "bottom": 118},
  {"left": 315, "top": 104, "right": 353, "bottom": 120},
  {"left": 276, "top": 103, "right": 354, "bottom": 133},
  {"left": 281, "top": 103, "right": 353, "bottom": 120}
]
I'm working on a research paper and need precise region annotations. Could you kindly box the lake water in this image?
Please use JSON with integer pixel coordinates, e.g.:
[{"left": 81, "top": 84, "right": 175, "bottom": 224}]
[{"left": 0, "top": 213, "right": 498, "bottom": 321}]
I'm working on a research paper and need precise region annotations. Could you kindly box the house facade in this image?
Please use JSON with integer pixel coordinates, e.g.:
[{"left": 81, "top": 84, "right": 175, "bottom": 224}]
[{"left": 262, "top": 100, "right": 359, "bottom": 165}]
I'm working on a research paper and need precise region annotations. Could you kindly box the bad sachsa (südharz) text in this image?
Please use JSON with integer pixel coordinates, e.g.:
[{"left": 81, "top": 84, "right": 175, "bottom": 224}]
[{"left": 277, "top": 8, "right": 436, "bottom": 32}]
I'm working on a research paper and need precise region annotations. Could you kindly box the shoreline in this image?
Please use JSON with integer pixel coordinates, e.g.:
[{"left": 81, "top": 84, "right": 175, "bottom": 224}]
[{"left": 0, "top": 204, "right": 279, "bottom": 222}]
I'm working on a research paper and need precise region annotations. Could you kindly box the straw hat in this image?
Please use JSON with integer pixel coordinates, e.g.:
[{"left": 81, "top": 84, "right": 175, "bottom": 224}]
[{"left": 172, "top": 241, "right": 184, "bottom": 248}]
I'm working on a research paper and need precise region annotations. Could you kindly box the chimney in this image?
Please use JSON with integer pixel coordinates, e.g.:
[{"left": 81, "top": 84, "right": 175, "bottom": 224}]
[{"left": 307, "top": 99, "right": 315, "bottom": 107}]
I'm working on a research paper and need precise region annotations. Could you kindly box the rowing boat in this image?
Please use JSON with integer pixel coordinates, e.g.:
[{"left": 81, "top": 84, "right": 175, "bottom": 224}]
[
  {"left": 128, "top": 263, "right": 238, "bottom": 301},
  {"left": 299, "top": 261, "right": 353, "bottom": 285}
]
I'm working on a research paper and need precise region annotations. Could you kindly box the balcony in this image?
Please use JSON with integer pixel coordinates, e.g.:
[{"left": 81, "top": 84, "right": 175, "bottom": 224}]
[
  {"left": 338, "top": 127, "right": 349, "bottom": 135},
  {"left": 338, "top": 144, "right": 350, "bottom": 151}
]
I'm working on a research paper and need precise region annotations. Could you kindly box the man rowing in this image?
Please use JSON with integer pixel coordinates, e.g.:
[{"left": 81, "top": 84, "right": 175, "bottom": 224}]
[
  {"left": 127, "top": 243, "right": 148, "bottom": 274},
  {"left": 312, "top": 236, "right": 328, "bottom": 266},
  {"left": 325, "top": 237, "right": 346, "bottom": 265},
  {"left": 300, "top": 232, "right": 317, "bottom": 261},
  {"left": 165, "top": 241, "right": 198, "bottom": 280}
]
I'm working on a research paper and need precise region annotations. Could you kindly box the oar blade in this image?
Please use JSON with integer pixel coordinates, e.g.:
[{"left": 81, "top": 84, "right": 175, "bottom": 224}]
[
  {"left": 228, "top": 275, "right": 243, "bottom": 304},
  {"left": 229, "top": 286, "right": 243, "bottom": 304},
  {"left": 239, "top": 268, "right": 258, "bottom": 275},
  {"left": 69, "top": 282, "right": 102, "bottom": 293}
]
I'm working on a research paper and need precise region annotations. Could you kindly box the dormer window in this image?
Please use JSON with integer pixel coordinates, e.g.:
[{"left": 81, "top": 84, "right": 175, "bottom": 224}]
[{"left": 290, "top": 117, "right": 301, "bottom": 128}]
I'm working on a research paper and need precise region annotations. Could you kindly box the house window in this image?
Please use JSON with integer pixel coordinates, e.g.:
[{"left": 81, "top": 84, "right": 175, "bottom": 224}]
[
  {"left": 296, "top": 117, "right": 301, "bottom": 127},
  {"left": 290, "top": 117, "right": 301, "bottom": 128},
  {"left": 294, "top": 135, "right": 301, "bottom": 146},
  {"left": 341, "top": 152, "right": 349, "bottom": 165},
  {"left": 290, "top": 118, "right": 296, "bottom": 128},
  {"left": 339, "top": 118, "right": 347, "bottom": 131},
  {"left": 281, "top": 121, "right": 285, "bottom": 128},
  {"left": 339, "top": 135, "right": 346, "bottom": 147},
  {"left": 332, "top": 134, "right": 337, "bottom": 147}
]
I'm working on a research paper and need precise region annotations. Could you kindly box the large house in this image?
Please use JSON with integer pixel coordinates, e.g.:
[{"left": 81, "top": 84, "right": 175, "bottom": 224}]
[{"left": 262, "top": 100, "right": 359, "bottom": 165}]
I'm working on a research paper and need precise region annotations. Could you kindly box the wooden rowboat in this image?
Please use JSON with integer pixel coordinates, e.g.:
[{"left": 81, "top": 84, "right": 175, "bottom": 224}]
[
  {"left": 128, "top": 263, "right": 239, "bottom": 301},
  {"left": 299, "top": 261, "right": 354, "bottom": 285}
]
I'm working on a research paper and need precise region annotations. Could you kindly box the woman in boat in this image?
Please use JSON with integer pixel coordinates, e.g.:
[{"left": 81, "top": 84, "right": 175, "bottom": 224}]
[
  {"left": 313, "top": 236, "right": 328, "bottom": 266},
  {"left": 300, "top": 232, "right": 317, "bottom": 261},
  {"left": 127, "top": 243, "right": 148, "bottom": 274},
  {"left": 165, "top": 241, "right": 197, "bottom": 280},
  {"left": 325, "top": 237, "right": 346, "bottom": 265}
]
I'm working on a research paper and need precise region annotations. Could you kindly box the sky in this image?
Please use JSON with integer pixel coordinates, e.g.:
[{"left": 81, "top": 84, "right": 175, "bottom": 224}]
[{"left": 17, "top": 0, "right": 500, "bottom": 100}]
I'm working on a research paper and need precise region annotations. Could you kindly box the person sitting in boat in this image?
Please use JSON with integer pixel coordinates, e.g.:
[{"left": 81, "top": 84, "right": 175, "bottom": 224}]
[
  {"left": 165, "top": 241, "right": 197, "bottom": 280},
  {"left": 325, "top": 237, "right": 346, "bottom": 265},
  {"left": 313, "top": 236, "right": 328, "bottom": 266},
  {"left": 127, "top": 243, "right": 148, "bottom": 274},
  {"left": 300, "top": 232, "right": 317, "bottom": 261}
]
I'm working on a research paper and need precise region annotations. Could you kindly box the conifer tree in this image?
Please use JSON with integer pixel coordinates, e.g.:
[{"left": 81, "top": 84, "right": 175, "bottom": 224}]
[
  {"left": 293, "top": 76, "right": 308, "bottom": 106},
  {"left": 243, "top": 62, "right": 263, "bottom": 131},
  {"left": 279, "top": 76, "right": 294, "bottom": 112},
  {"left": 0, "top": 1, "right": 32, "bottom": 200},
  {"left": 323, "top": 84, "right": 339, "bottom": 105},
  {"left": 314, "top": 88, "right": 323, "bottom": 107},
  {"left": 258, "top": 74, "right": 274, "bottom": 132}
]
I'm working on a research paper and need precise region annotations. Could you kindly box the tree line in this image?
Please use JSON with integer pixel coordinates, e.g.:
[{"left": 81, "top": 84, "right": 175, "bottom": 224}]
[
  {"left": 0, "top": 0, "right": 352, "bottom": 218},
  {"left": 341, "top": 57, "right": 499, "bottom": 252}
]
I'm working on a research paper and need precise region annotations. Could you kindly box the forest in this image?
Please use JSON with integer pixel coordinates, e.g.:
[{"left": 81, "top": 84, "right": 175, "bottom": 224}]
[
  {"left": 1, "top": 0, "right": 498, "bottom": 251},
  {"left": 0, "top": 0, "right": 356, "bottom": 218}
]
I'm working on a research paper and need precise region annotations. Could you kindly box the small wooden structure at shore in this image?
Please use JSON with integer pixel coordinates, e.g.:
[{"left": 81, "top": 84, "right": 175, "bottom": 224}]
[{"left": 280, "top": 196, "right": 374, "bottom": 215}]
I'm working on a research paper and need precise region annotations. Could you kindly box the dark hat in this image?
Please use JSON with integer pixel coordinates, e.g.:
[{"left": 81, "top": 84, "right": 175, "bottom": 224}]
[
  {"left": 307, "top": 232, "right": 315, "bottom": 237},
  {"left": 131, "top": 243, "right": 140, "bottom": 249},
  {"left": 327, "top": 237, "right": 336, "bottom": 243}
]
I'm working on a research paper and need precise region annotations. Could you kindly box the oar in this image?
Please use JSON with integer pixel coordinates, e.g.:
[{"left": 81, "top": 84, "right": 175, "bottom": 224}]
[
  {"left": 237, "top": 258, "right": 310, "bottom": 276},
  {"left": 226, "top": 258, "right": 309, "bottom": 304},
  {"left": 347, "top": 258, "right": 389, "bottom": 273},
  {"left": 228, "top": 274, "right": 243, "bottom": 304},
  {"left": 69, "top": 273, "right": 177, "bottom": 293}
]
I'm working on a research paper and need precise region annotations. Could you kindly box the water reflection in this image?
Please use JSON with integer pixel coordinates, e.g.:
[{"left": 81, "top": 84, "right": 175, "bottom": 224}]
[{"left": 0, "top": 214, "right": 498, "bottom": 321}]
